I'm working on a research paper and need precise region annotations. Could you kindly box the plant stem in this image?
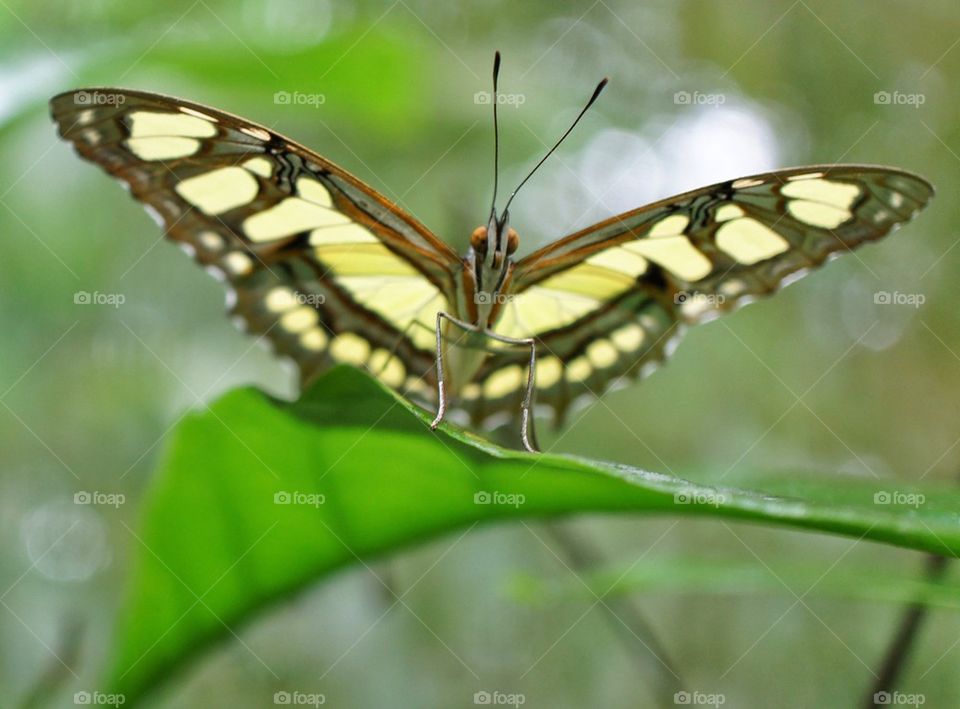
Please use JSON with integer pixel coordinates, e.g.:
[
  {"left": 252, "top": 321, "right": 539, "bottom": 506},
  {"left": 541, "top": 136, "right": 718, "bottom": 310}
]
[
  {"left": 487, "top": 426, "right": 682, "bottom": 705},
  {"left": 861, "top": 459, "right": 960, "bottom": 709},
  {"left": 861, "top": 552, "right": 950, "bottom": 709},
  {"left": 544, "top": 521, "right": 684, "bottom": 708}
]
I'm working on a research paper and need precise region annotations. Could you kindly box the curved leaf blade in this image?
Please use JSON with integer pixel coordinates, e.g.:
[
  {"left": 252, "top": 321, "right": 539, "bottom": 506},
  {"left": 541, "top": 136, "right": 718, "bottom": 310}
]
[{"left": 108, "top": 366, "right": 960, "bottom": 703}]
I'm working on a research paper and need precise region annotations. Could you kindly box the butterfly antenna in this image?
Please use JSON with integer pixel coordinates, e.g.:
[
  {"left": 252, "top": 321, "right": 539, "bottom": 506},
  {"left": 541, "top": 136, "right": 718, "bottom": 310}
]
[
  {"left": 501, "top": 77, "right": 608, "bottom": 217},
  {"left": 489, "top": 50, "right": 502, "bottom": 219}
]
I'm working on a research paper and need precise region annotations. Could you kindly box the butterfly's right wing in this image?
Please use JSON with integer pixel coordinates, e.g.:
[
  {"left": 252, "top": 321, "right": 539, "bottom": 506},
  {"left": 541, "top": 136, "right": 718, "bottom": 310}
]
[{"left": 459, "top": 165, "right": 933, "bottom": 427}]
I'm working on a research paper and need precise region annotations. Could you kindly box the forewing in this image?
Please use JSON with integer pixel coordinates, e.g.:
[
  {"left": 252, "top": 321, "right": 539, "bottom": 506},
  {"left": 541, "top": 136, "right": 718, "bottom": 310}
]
[
  {"left": 460, "top": 166, "right": 933, "bottom": 426},
  {"left": 51, "top": 88, "right": 463, "bottom": 398}
]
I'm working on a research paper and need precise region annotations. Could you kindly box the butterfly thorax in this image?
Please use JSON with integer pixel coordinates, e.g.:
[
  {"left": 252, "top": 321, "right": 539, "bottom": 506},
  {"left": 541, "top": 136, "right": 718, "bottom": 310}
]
[{"left": 442, "top": 220, "right": 521, "bottom": 394}]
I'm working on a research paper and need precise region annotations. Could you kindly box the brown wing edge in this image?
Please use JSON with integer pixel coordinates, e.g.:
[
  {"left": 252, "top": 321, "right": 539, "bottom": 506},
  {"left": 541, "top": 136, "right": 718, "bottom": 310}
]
[
  {"left": 50, "top": 87, "right": 462, "bottom": 262},
  {"left": 512, "top": 164, "right": 934, "bottom": 289}
]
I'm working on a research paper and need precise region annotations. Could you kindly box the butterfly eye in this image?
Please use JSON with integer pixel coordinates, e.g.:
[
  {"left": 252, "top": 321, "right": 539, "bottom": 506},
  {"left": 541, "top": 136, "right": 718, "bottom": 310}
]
[
  {"left": 470, "top": 225, "right": 487, "bottom": 251},
  {"left": 506, "top": 228, "right": 520, "bottom": 254}
]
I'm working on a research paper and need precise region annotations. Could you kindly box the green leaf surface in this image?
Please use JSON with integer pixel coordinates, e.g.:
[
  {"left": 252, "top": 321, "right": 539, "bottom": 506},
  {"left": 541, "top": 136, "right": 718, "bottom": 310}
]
[{"left": 109, "top": 366, "right": 960, "bottom": 703}]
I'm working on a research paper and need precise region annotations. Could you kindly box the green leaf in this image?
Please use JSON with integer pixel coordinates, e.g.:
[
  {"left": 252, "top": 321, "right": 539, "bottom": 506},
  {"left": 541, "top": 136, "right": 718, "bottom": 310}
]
[{"left": 108, "top": 366, "right": 960, "bottom": 703}]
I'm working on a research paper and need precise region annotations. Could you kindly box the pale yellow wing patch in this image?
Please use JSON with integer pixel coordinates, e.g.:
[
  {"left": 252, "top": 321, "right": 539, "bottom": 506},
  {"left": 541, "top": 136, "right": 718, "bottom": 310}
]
[
  {"left": 243, "top": 197, "right": 349, "bottom": 241},
  {"left": 175, "top": 166, "right": 260, "bottom": 215},
  {"left": 495, "top": 286, "right": 600, "bottom": 340},
  {"left": 622, "top": 214, "right": 713, "bottom": 282},
  {"left": 127, "top": 110, "right": 218, "bottom": 138},
  {"left": 585, "top": 246, "right": 649, "bottom": 276},
  {"left": 715, "top": 217, "right": 790, "bottom": 264},
  {"left": 122, "top": 110, "right": 218, "bottom": 161},
  {"left": 318, "top": 243, "right": 420, "bottom": 276},
  {"left": 335, "top": 275, "right": 444, "bottom": 350},
  {"left": 126, "top": 136, "right": 201, "bottom": 160},
  {"left": 780, "top": 177, "right": 860, "bottom": 206},
  {"left": 780, "top": 175, "right": 860, "bottom": 228}
]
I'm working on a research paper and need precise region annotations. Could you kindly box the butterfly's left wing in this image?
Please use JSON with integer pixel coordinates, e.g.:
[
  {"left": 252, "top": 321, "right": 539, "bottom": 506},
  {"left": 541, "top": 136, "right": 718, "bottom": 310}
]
[
  {"left": 457, "top": 165, "right": 933, "bottom": 427},
  {"left": 51, "top": 88, "right": 465, "bottom": 399}
]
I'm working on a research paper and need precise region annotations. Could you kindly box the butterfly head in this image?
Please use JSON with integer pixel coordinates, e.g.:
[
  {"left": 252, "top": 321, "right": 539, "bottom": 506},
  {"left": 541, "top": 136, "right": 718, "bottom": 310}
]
[{"left": 470, "top": 211, "right": 519, "bottom": 274}]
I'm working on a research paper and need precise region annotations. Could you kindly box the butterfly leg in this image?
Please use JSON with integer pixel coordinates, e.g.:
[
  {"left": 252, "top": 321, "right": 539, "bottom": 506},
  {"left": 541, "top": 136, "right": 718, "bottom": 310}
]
[
  {"left": 482, "top": 328, "right": 539, "bottom": 452},
  {"left": 429, "top": 310, "right": 476, "bottom": 433},
  {"left": 429, "top": 311, "right": 539, "bottom": 453},
  {"left": 513, "top": 337, "right": 539, "bottom": 452},
  {"left": 429, "top": 311, "right": 452, "bottom": 432}
]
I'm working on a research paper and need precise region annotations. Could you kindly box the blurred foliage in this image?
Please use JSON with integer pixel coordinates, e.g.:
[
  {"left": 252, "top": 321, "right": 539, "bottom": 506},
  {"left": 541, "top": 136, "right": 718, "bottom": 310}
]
[
  {"left": 2, "top": 0, "right": 960, "bottom": 707},
  {"left": 517, "top": 558, "right": 960, "bottom": 613}
]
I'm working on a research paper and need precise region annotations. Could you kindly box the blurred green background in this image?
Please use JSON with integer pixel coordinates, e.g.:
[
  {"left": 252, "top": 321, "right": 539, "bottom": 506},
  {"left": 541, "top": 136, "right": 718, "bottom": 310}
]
[{"left": 2, "top": 1, "right": 960, "bottom": 707}]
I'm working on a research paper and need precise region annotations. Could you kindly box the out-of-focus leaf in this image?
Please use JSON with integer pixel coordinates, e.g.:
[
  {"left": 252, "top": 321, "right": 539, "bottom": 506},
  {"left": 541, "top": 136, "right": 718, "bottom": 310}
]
[{"left": 511, "top": 557, "right": 960, "bottom": 611}]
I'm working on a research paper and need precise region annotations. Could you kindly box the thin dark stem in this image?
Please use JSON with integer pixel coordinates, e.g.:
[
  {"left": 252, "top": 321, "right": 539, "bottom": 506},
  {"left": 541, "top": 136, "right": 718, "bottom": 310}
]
[
  {"left": 485, "top": 421, "right": 681, "bottom": 706},
  {"left": 544, "top": 521, "right": 684, "bottom": 709},
  {"left": 861, "top": 552, "right": 951, "bottom": 709},
  {"left": 862, "top": 467, "right": 960, "bottom": 709}
]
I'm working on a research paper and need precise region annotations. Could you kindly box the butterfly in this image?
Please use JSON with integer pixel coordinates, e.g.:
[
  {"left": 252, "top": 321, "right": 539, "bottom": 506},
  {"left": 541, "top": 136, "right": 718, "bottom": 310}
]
[{"left": 50, "top": 55, "right": 933, "bottom": 452}]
